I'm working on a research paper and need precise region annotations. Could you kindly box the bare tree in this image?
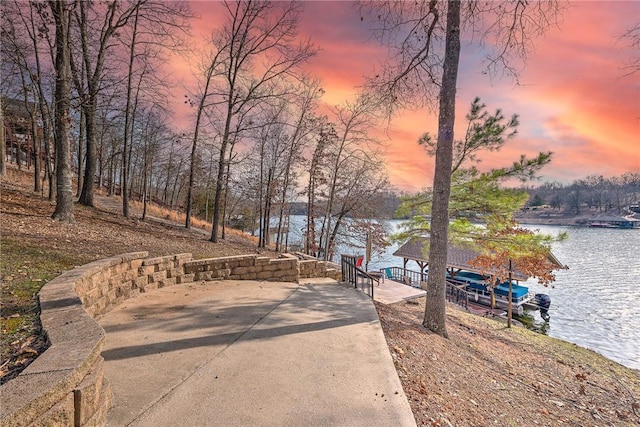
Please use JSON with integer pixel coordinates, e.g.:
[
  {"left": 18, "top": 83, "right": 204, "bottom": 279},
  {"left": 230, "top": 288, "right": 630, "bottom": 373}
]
[
  {"left": 360, "top": 0, "right": 563, "bottom": 336},
  {"left": 188, "top": 0, "right": 316, "bottom": 243},
  {"left": 305, "top": 117, "right": 334, "bottom": 256},
  {"left": 621, "top": 22, "right": 640, "bottom": 76},
  {"left": 320, "top": 95, "right": 379, "bottom": 260},
  {"left": 120, "top": 0, "right": 192, "bottom": 217},
  {"left": 49, "top": 0, "right": 74, "bottom": 222},
  {"left": 252, "top": 102, "right": 291, "bottom": 248},
  {"left": 71, "top": 0, "right": 141, "bottom": 207},
  {"left": 138, "top": 106, "right": 168, "bottom": 219},
  {"left": 0, "top": 96, "right": 5, "bottom": 177},
  {"left": 184, "top": 54, "right": 221, "bottom": 229},
  {"left": 2, "top": 1, "right": 58, "bottom": 196},
  {"left": 274, "top": 77, "right": 324, "bottom": 251}
]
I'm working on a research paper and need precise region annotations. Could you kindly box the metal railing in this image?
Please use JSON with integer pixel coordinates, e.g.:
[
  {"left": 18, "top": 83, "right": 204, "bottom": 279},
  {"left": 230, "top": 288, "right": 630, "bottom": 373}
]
[
  {"left": 380, "top": 266, "right": 426, "bottom": 288},
  {"left": 341, "top": 255, "right": 380, "bottom": 299},
  {"left": 445, "top": 278, "right": 469, "bottom": 309},
  {"left": 380, "top": 266, "right": 469, "bottom": 309}
]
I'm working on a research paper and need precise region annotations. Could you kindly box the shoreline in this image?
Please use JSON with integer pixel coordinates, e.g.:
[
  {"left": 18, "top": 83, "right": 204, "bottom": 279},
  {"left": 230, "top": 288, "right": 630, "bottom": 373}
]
[{"left": 516, "top": 213, "right": 640, "bottom": 227}]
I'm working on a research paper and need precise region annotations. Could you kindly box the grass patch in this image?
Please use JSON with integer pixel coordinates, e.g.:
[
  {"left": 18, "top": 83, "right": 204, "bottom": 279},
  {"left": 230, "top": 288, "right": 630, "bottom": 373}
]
[{"left": 1, "top": 238, "right": 81, "bottom": 356}]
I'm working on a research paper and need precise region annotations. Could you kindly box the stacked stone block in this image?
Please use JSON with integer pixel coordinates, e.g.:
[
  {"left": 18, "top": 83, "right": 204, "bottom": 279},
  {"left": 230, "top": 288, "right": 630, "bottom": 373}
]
[
  {"left": 0, "top": 253, "right": 149, "bottom": 427},
  {"left": 0, "top": 251, "right": 342, "bottom": 427},
  {"left": 183, "top": 253, "right": 301, "bottom": 283}
]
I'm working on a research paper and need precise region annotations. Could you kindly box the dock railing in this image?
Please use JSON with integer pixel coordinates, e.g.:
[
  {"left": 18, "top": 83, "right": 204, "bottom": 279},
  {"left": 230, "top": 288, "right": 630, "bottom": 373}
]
[
  {"left": 381, "top": 266, "right": 469, "bottom": 309},
  {"left": 381, "top": 266, "right": 426, "bottom": 288},
  {"left": 341, "top": 254, "right": 380, "bottom": 299}
]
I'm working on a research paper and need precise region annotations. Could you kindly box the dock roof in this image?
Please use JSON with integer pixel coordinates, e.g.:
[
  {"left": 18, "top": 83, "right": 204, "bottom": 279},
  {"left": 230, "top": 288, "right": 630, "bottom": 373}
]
[{"left": 393, "top": 237, "right": 564, "bottom": 281}]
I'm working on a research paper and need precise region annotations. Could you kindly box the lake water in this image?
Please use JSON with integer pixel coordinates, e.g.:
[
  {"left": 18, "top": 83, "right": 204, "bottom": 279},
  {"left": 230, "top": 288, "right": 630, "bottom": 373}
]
[{"left": 286, "top": 217, "right": 640, "bottom": 370}]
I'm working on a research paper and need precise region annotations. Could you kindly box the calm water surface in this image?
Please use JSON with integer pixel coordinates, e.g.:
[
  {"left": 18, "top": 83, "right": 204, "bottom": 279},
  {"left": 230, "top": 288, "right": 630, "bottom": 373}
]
[
  {"left": 520, "top": 225, "right": 640, "bottom": 370},
  {"left": 288, "top": 217, "right": 640, "bottom": 370}
]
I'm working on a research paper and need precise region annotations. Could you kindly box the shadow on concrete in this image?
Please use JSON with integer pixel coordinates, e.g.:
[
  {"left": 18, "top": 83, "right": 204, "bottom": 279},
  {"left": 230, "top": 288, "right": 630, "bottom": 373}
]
[
  {"left": 101, "top": 281, "right": 374, "bottom": 362},
  {"left": 102, "top": 315, "right": 368, "bottom": 361}
]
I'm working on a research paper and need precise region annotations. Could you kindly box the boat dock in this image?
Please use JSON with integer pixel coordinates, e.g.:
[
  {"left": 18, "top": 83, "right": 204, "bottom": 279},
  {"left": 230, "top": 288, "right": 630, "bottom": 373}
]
[{"left": 368, "top": 277, "right": 425, "bottom": 305}]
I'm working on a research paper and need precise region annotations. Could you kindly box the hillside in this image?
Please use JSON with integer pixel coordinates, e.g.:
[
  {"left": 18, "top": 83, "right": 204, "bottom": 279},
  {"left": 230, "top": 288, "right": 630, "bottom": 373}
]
[
  {"left": 377, "top": 299, "right": 639, "bottom": 426},
  {"left": 1, "top": 169, "right": 274, "bottom": 384},
  {"left": 1, "top": 172, "right": 638, "bottom": 426}
]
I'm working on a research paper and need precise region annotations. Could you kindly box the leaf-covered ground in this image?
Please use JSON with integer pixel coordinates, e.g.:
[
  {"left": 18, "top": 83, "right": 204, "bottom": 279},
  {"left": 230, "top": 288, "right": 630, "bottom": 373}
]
[
  {"left": 0, "top": 172, "right": 272, "bottom": 383},
  {"left": 1, "top": 171, "right": 638, "bottom": 426},
  {"left": 376, "top": 298, "right": 639, "bottom": 426}
]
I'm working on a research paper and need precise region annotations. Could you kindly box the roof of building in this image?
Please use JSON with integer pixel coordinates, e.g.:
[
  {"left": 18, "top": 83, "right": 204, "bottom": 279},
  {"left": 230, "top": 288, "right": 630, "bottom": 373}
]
[
  {"left": 393, "top": 236, "right": 564, "bottom": 281},
  {"left": 587, "top": 215, "right": 640, "bottom": 223}
]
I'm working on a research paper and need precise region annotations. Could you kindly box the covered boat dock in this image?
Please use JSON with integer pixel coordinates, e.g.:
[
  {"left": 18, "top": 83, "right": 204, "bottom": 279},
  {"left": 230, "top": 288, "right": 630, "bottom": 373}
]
[{"left": 391, "top": 237, "right": 563, "bottom": 285}]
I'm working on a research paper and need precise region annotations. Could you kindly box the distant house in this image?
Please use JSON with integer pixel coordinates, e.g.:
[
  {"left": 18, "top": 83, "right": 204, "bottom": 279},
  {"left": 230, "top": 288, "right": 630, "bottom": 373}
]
[
  {"left": 587, "top": 215, "right": 640, "bottom": 229},
  {"left": 2, "top": 97, "right": 44, "bottom": 169},
  {"left": 527, "top": 204, "right": 551, "bottom": 211}
]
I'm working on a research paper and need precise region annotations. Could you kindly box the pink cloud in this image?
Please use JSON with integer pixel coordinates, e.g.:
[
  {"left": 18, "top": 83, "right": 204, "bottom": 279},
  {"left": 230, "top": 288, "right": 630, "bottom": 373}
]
[{"left": 171, "top": 1, "right": 639, "bottom": 192}]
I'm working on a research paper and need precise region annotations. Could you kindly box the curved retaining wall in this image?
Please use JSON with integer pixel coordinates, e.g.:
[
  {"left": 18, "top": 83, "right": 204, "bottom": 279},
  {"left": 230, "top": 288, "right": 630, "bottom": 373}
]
[{"left": 0, "top": 252, "right": 340, "bottom": 427}]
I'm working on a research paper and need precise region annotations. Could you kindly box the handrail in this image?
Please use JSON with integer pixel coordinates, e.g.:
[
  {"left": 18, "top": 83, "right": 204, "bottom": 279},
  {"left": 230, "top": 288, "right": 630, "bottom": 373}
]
[
  {"left": 380, "top": 266, "right": 469, "bottom": 309},
  {"left": 381, "top": 266, "right": 427, "bottom": 288},
  {"left": 340, "top": 255, "right": 379, "bottom": 299}
]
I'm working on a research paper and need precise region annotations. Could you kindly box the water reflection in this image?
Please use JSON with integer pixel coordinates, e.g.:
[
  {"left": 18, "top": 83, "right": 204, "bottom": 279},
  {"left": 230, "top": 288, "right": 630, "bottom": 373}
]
[{"left": 287, "top": 217, "right": 640, "bottom": 369}]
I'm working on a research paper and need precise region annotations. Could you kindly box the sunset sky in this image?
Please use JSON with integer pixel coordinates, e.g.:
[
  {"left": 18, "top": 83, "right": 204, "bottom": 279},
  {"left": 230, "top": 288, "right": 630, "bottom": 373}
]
[{"left": 181, "top": 1, "right": 640, "bottom": 193}]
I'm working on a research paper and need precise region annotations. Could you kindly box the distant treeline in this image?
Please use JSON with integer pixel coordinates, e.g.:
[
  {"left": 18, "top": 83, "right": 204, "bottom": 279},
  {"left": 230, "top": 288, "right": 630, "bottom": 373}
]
[
  {"left": 286, "top": 173, "right": 640, "bottom": 219},
  {"left": 522, "top": 173, "right": 640, "bottom": 215},
  {"left": 366, "top": 173, "right": 640, "bottom": 220}
]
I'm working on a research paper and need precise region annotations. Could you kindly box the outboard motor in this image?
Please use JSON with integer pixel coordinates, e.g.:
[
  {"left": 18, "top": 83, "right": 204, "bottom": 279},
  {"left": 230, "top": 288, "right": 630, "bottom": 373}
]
[{"left": 535, "top": 293, "right": 551, "bottom": 322}]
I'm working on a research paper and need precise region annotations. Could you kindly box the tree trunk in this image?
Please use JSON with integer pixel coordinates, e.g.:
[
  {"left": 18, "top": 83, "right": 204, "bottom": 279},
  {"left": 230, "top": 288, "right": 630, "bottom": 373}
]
[
  {"left": 186, "top": 65, "right": 215, "bottom": 229},
  {"left": 0, "top": 95, "right": 6, "bottom": 177},
  {"left": 77, "top": 107, "right": 84, "bottom": 196},
  {"left": 142, "top": 139, "right": 149, "bottom": 221},
  {"left": 423, "top": 0, "right": 461, "bottom": 338},
  {"left": 78, "top": 99, "right": 97, "bottom": 206},
  {"left": 163, "top": 144, "right": 174, "bottom": 204},
  {"left": 170, "top": 159, "right": 183, "bottom": 208},
  {"left": 50, "top": 0, "right": 74, "bottom": 222},
  {"left": 221, "top": 146, "right": 234, "bottom": 240},
  {"left": 122, "top": 7, "right": 140, "bottom": 218},
  {"left": 33, "top": 122, "right": 41, "bottom": 193},
  {"left": 210, "top": 100, "right": 233, "bottom": 243}
]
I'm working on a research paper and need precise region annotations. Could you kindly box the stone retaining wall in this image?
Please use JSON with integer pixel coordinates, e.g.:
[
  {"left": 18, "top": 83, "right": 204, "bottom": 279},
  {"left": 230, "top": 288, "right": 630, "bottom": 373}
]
[{"left": 0, "top": 252, "right": 340, "bottom": 427}]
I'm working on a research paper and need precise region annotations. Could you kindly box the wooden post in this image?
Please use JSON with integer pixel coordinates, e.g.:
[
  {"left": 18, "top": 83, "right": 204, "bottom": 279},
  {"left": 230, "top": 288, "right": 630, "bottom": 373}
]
[{"left": 507, "top": 259, "right": 513, "bottom": 328}]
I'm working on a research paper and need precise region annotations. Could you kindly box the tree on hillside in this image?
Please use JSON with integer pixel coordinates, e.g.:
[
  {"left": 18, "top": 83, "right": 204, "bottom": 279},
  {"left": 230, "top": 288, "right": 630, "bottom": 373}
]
[
  {"left": 273, "top": 77, "right": 324, "bottom": 252},
  {"left": 360, "top": 0, "right": 563, "bottom": 337},
  {"left": 186, "top": 0, "right": 316, "bottom": 242},
  {"left": 138, "top": 106, "right": 170, "bottom": 220},
  {"left": 299, "top": 94, "right": 389, "bottom": 261},
  {"left": 71, "top": 0, "right": 142, "bottom": 208},
  {"left": 318, "top": 95, "right": 382, "bottom": 260},
  {"left": 49, "top": 0, "right": 74, "bottom": 222},
  {"left": 2, "top": 1, "right": 58, "bottom": 198},
  {"left": 254, "top": 102, "right": 289, "bottom": 248},
  {"left": 394, "top": 98, "right": 559, "bottom": 333},
  {"left": 0, "top": 93, "right": 5, "bottom": 177},
  {"left": 120, "top": 1, "right": 192, "bottom": 218},
  {"left": 304, "top": 117, "right": 334, "bottom": 256}
]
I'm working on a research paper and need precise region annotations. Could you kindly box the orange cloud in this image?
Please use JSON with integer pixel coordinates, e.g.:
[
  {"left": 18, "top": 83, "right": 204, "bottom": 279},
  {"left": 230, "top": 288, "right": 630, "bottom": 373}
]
[{"left": 172, "top": 1, "right": 639, "bottom": 192}]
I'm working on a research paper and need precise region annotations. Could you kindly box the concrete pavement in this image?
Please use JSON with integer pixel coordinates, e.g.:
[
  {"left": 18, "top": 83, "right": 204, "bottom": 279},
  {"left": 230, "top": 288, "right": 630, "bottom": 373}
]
[
  {"left": 99, "top": 278, "right": 416, "bottom": 426},
  {"left": 371, "top": 279, "right": 426, "bottom": 305}
]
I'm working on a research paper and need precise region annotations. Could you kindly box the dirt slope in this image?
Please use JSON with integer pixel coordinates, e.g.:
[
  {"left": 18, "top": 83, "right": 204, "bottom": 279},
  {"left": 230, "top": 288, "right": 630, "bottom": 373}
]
[
  {"left": 1, "top": 174, "right": 638, "bottom": 425},
  {"left": 377, "top": 298, "right": 639, "bottom": 426}
]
